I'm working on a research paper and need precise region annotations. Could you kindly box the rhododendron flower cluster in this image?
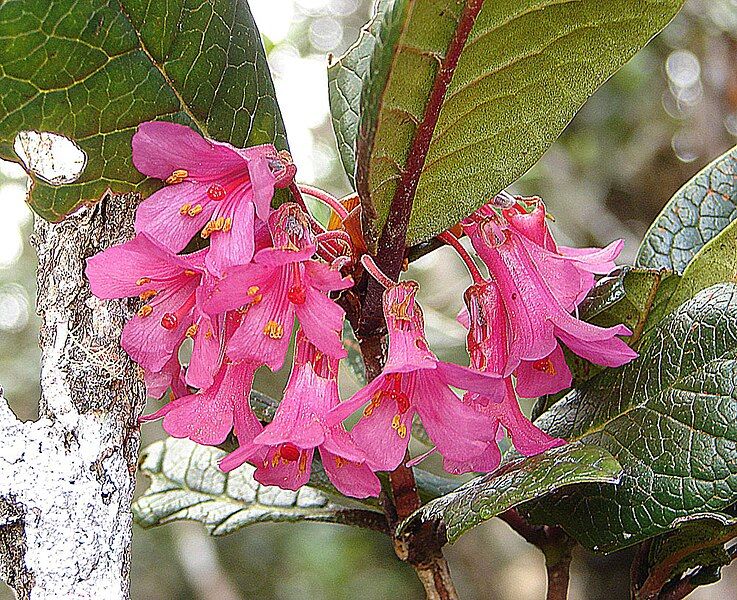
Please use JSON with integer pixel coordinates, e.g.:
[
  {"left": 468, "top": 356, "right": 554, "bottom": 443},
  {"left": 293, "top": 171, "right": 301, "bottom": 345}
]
[{"left": 85, "top": 122, "right": 638, "bottom": 498}]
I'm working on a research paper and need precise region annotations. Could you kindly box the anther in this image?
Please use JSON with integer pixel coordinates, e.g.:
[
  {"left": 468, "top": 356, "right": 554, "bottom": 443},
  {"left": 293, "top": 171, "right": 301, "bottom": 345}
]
[
  {"left": 179, "top": 203, "right": 191, "bottom": 215},
  {"left": 222, "top": 217, "right": 232, "bottom": 232},
  {"left": 185, "top": 324, "right": 198, "bottom": 338},
  {"left": 166, "top": 169, "right": 188, "bottom": 185},
  {"left": 136, "top": 277, "right": 151, "bottom": 286},
  {"left": 137, "top": 305, "right": 153, "bottom": 317},
  {"left": 263, "top": 320, "right": 284, "bottom": 339},
  {"left": 139, "top": 289, "right": 158, "bottom": 302},
  {"left": 187, "top": 204, "right": 203, "bottom": 217}
]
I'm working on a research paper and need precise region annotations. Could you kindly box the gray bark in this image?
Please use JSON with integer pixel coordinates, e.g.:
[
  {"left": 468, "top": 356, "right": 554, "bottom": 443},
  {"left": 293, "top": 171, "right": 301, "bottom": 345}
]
[{"left": 0, "top": 193, "right": 145, "bottom": 599}]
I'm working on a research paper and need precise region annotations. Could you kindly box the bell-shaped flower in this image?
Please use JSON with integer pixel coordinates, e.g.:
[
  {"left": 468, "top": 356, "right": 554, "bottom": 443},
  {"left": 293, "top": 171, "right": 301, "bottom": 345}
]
[
  {"left": 327, "top": 280, "right": 505, "bottom": 472},
  {"left": 203, "top": 203, "right": 350, "bottom": 372},
  {"left": 140, "top": 310, "right": 265, "bottom": 447},
  {"left": 132, "top": 121, "right": 296, "bottom": 274},
  {"left": 141, "top": 359, "right": 260, "bottom": 446},
  {"left": 220, "top": 331, "right": 380, "bottom": 498},
  {"left": 86, "top": 233, "right": 218, "bottom": 381},
  {"left": 461, "top": 199, "right": 637, "bottom": 393}
]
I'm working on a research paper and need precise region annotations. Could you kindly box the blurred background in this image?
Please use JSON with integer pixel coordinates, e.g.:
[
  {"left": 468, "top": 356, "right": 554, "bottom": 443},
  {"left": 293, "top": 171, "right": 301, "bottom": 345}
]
[{"left": 2, "top": 0, "right": 737, "bottom": 597}]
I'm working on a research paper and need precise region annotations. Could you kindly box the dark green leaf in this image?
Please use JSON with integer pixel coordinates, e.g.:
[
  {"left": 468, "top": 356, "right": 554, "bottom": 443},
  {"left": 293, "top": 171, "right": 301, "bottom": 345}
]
[
  {"left": 0, "top": 0, "right": 287, "bottom": 221},
  {"left": 527, "top": 284, "right": 737, "bottom": 553},
  {"left": 331, "top": 0, "right": 684, "bottom": 246},
  {"left": 133, "top": 437, "right": 385, "bottom": 535},
  {"left": 637, "top": 145, "right": 737, "bottom": 274},
  {"left": 641, "top": 512, "right": 737, "bottom": 595},
  {"left": 396, "top": 442, "right": 621, "bottom": 544},
  {"left": 664, "top": 219, "right": 737, "bottom": 315}
]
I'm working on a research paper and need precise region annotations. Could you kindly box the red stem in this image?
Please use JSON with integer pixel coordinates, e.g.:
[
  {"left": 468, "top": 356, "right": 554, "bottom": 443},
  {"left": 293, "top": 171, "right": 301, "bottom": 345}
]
[
  {"left": 361, "top": 0, "right": 485, "bottom": 333},
  {"left": 299, "top": 184, "right": 349, "bottom": 220},
  {"left": 437, "top": 232, "right": 484, "bottom": 284}
]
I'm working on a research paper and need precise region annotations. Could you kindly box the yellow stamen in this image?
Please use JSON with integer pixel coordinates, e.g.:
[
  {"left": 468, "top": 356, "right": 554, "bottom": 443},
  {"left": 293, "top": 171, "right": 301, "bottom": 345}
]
[
  {"left": 187, "top": 204, "right": 203, "bottom": 217},
  {"left": 397, "top": 424, "right": 407, "bottom": 438},
  {"left": 298, "top": 452, "right": 308, "bottom": 473},
  {"left": 248, "top": 286, "right": 260, "bottom": 296},
  {"left": 363, "top": 392, "right": 382, "bottom": 417},
  {"left": 334, "top": 456, "right": 346, "bottom": 469},
  {"left": 214, "top": 216, "right": 225, "bottom": 230},
  {"left": 139, "top": 289, "right": 158, "bottom": 302},
  {"left": 137, "top": 305, "right": 153, "bottom": 317},
  {"left": 271, "top": 451, "right": 281, "bottom": 467},
  {"left": 186, "top": 324, "right": 198, "bottom": 338},
  {"left": 184, "top": 269, "right": 197, "bottom": 277},
  {"left": 179, "top": 203, "right": 191, "bottom": 215},
  {"left": 263, "top": 320, "right": 284, "bottom": 339},
  {"left": 205, "top": 329, "right": 214, "bottom": 339},
  {"left": 391, "top": 414, "right": 401, "bottom": 430},
  {"left": 135, "top": 277, "right": 151, "bottom": 286},
  {"left": 166, "top": 169, "right": 189, "bottom": 185},
  {"left": 222, "top": 217, "right": 232, "bottom": 232}
]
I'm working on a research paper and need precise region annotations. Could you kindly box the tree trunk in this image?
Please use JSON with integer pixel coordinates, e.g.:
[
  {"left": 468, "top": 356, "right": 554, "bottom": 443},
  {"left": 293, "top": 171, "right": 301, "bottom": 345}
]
[{"left": 0, "top": 194, "right": 145, "bottom": 599}]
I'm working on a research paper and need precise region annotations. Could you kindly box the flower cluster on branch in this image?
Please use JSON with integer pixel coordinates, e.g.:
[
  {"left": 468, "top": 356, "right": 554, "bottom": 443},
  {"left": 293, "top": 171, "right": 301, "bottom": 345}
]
[{"left": 86, "top": 122, "right": 637, "bottom": 499}]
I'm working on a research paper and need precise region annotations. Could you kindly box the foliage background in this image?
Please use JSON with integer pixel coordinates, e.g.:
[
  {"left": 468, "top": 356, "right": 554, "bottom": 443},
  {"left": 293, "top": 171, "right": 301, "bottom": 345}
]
[{"left": 1, "top": 0, "right": 737, "bottom": 597}]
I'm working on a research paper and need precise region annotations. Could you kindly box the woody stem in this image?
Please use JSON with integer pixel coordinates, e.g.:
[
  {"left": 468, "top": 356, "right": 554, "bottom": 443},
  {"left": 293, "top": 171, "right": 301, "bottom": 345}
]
[{"left": 437, "top": 231, "right": 484, "bottom": 284}]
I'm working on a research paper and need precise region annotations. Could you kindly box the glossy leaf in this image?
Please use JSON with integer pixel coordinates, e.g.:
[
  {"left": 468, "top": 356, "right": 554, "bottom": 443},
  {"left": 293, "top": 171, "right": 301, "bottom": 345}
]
[
  {"left": 527, "top": 284, "right": 737, "bottom": 553},
  {"left": 330, "top": 0, "right": 684, "bottom": 246},
  {"left": 0, "top": 0, "right": 287, "bottom": 221},
  {"left": 636, "top": 512, "right": 737, "bottom": 597},
  {"left": 637, "top": 145, "right": 737, "bottom": 274},
  {"left": 396, "top": 442, "right": 621, "bottom": 544},
  {"left": 664, "top": 219, "right": 737, "bottom": 315},
  {"left": 133, "top": 437, "right": 385, "bottom": 535}
]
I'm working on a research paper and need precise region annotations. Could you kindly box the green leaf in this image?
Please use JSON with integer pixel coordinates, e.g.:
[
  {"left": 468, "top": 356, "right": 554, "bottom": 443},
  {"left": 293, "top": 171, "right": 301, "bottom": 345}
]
[
  {"left": 664, "top": 219, "right": 737, "bottom": 315},
  {"left": 0, "top": 0, "right": 287, "bottom": 221},
  {"left": 527, "top": 284, "right": 737, "bottom": 553},
  {"left": 637, "top": 145, "right": 737, "bottom": 274},
  {"left": 330, "top": 0, "right": 684, "bottom": 246},
  {"left": 133, "top": 437, "right": 385, "bottom": 535},
  {"left": 341, "top": 321, "right": 366, "bottom": 385},
  {"left": 396, "top": 442, "right": 621, "bottom": 544},
  {"left": 639, "top": 512, "right": 737, "bottom": 595}
]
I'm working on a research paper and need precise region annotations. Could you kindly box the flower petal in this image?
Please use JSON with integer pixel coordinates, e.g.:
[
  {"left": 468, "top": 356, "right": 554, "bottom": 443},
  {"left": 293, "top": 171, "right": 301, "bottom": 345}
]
[
  {"left": 205, "top": 199, "right": 256, "bottom": 276},
  {"left": 295, "top": 286, "right": 347, "bottom": 359},
  {"left": 135, "top": 182, "right": 213, "bottom": 253},
  {"left": 318, "top": 447, "right": 380, "bottom": 498},
  {"left": 254, "top": 447, "right": 314, "bottom": 491},
  {"left": 132, "top": 121, "right": 243, "bottom": 180},
  {"left": 85, "top": 233, "right": 192, "bottom": 299},
  {"left": 348, "top": 398, "right": 413, "bottom": 472},
  {"left": 414, "top": 372, "right": 494, "bottom": 463},
  {"left": 514, "top": 344, "right": 573, "bottom": 398}
]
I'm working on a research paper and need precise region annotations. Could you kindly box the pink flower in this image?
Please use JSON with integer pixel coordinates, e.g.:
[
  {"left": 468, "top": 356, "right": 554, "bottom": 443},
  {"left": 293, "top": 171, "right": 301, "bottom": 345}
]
[
  {"left": 327, "top": 281, "right": 505, "bottom": 472},
  {"left": 132, "top": 121, "right": 296, "bottom": 275},
  {"left": 220, "top": 331, "right": 381, "bottom": 498},
  {"left": 141, "top": 359, "right": 259, "bottom": 446},
  {"left": 85, "top": 233, "right": 217, "bottom": 380},
  {"left": 445, "top": 379, "right": 565, "bottom": 474},
  {"left": 461, "top": 198, "right": 637, "bottom": 397},
  {"left": 140, "top": 311, "right": 266, "bottom": 446},
  {"left": 447, "top": 282, "right": 565, "bottom": 474},
  {"left": 144, "top": 354, "right": 188, "bottom": 400},
  {"left": 203, "top": 203, "right": 350, "bottom": 372}
]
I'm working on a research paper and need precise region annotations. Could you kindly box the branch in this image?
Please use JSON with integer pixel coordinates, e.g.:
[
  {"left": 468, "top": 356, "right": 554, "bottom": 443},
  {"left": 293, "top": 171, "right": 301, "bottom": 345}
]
[
  {"left": 499, "top": 510, "right": 574, "bottom": 600},
  {"left": 0, "top": 193, "right": 146, "bottom": 599},
  {"left": 351, "top": 3, "right": 485, "bottom": 598}
]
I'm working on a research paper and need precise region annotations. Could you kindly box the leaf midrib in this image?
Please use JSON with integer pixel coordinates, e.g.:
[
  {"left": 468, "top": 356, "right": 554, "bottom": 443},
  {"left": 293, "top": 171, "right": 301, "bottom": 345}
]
[{"left": 115, "top": 0, "right": 208, "bottom": 136}]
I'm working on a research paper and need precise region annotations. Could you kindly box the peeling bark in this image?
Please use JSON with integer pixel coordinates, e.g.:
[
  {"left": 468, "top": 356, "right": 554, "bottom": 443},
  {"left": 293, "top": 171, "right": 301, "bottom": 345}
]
[{"left": 0, "top": 193, "right": 145, "bottom": 599}]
